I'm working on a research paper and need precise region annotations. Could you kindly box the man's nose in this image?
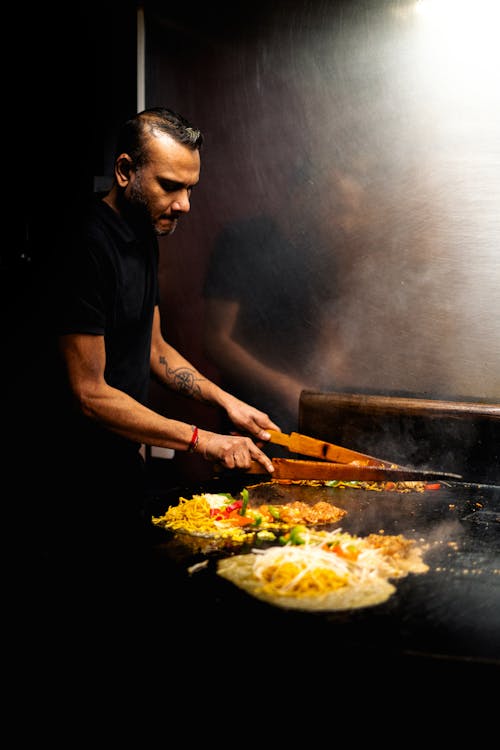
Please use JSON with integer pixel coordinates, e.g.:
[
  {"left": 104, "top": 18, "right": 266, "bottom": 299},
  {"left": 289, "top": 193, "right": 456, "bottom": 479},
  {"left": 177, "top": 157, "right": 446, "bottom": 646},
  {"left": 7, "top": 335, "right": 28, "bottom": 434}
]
[{"left": 172, "top": 189, "right": 191, "bottom": 213}]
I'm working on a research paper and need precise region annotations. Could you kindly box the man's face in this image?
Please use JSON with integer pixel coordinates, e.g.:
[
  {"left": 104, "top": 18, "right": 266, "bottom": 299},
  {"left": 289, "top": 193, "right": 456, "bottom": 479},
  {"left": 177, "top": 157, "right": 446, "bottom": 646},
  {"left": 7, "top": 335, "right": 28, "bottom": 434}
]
[{"left": 127, "top": 133, "right": 201, "bottom": 236}]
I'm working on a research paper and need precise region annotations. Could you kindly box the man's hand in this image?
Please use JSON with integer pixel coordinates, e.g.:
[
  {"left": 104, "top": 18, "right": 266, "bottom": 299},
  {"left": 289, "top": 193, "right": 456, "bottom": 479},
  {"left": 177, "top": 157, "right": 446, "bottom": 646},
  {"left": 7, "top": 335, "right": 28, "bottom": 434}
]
[
  {"left": 198, "top": 430, "right": 275, "bottom": 474},
  {"left": 223, "top": 395, "right": 280, "bottom": 442}
]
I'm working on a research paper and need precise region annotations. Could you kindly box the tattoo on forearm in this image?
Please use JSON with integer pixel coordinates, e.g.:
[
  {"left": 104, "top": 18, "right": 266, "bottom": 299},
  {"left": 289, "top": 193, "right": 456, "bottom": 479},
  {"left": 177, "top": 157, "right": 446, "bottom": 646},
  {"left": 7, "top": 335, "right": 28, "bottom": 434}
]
[{"left": 159, "top": 356, "right": 209, "bottom": 402}]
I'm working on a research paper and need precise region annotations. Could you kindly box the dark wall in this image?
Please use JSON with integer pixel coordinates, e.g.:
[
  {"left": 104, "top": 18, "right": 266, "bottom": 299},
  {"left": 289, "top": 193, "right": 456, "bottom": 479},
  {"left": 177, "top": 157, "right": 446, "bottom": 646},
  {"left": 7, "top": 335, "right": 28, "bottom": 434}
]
[
  {"left": 6, "top": 2, "right": 138, "bottom": 414},
  {"left": 10, "top": 2, "right": 137, "bottom": 270}
]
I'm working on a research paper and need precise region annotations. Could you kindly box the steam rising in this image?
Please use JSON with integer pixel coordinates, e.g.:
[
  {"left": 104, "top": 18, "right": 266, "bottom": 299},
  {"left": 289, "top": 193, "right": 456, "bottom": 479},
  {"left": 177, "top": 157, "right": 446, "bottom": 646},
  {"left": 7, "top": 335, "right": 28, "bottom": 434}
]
[{"left": 164, "top": 1, "right": 500, "bottom": 425}]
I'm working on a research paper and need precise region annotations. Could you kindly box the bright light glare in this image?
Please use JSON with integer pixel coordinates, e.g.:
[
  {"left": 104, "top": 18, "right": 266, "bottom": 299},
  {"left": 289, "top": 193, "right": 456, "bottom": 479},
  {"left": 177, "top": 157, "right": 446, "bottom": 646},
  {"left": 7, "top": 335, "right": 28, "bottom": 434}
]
[
  {"left": 413, "top": 0, "right": 500, "bottom": 94},
  {"left": 415, "top": 0, "right": 500, "bottom": 39}
]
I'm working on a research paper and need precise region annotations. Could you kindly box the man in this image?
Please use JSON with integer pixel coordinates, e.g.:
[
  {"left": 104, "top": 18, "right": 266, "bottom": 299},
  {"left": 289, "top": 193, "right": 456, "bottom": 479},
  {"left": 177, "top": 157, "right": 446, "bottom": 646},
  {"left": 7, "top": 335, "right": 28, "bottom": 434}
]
[{"left": 33, "top": 107, "right": 277, "bottom": 573}]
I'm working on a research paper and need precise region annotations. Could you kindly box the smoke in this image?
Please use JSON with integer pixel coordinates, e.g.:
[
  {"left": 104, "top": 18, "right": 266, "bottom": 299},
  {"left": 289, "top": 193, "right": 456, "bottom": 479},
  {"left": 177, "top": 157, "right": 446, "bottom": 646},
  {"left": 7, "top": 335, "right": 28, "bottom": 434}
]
[{"left": 207, "top": 0, "right": 500, "bottom": 404}]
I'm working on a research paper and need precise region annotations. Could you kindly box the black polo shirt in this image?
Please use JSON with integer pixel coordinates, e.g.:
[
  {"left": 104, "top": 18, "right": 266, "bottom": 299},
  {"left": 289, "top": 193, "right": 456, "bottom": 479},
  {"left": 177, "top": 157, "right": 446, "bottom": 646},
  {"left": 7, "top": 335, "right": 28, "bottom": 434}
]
[{"left": 51, "top": 195, "right": 159, "bottom": 456}]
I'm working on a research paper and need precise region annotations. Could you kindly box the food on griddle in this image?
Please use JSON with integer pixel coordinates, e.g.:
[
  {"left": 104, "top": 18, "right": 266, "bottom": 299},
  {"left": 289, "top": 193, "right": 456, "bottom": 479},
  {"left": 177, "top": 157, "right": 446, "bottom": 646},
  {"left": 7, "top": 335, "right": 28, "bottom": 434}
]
[
  {"left": 246, "top": 478, "right": 442, "bottom": 494},
  {"left": 217, "top": 527, "right": 429, "bottom": 611},
  {"left": 323, "top": 479, "right": 442, "bottom": 493},
  {"left": 363, "top": 533, "right": 429, "bottom": 576},
  {"left": 256, "top": 500, "right": 346, "bottom": 525},
  {"left": 152, "top": 490, "right": 346, "bottom": 543}
]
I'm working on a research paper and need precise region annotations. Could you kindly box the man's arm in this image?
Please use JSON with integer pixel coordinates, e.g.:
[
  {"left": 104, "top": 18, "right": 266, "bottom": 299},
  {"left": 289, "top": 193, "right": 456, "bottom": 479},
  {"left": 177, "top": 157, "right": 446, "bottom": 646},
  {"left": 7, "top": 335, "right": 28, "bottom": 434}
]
[
  {"left": 59, "top": 331, "right": 201, "bottom": 451},
  {"left": 58, "top": 313, "right": 276, "bottom": 472},
  {"left": 150, "top": 306, "right": 280, "bottom": 440}
]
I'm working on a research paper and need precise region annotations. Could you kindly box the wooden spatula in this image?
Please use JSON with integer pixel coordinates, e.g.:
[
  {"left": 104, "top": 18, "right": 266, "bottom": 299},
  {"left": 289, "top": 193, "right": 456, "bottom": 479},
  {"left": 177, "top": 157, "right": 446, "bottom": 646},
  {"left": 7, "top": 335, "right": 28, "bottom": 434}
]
[
  {"left": 246, "top": 457, "right": 462, "bottom": 482},
  {"left": 267, "top": 429, "right": 397, "bottom": 468}
]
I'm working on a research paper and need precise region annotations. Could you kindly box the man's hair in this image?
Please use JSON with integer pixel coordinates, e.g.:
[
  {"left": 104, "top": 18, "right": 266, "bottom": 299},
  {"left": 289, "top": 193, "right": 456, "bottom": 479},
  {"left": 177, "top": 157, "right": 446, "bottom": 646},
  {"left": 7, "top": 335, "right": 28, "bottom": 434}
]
[{"left": 115, "top": 107, "right": 204, "bottom": 166}]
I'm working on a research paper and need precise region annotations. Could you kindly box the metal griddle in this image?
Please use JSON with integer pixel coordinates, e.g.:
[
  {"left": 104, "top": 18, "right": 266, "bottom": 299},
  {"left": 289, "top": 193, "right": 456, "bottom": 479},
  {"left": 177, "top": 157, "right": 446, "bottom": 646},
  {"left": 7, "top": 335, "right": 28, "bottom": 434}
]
[{"left": 147, "top": 475, "right": 500, "bottom": 673}]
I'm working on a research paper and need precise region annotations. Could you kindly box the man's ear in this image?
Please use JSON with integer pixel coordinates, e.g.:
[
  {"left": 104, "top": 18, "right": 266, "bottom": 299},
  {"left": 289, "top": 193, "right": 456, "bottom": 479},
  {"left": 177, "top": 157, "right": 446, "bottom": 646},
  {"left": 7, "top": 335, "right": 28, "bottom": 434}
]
[{"left": 115, "top": 153, "right": 133, "bottom": 187}]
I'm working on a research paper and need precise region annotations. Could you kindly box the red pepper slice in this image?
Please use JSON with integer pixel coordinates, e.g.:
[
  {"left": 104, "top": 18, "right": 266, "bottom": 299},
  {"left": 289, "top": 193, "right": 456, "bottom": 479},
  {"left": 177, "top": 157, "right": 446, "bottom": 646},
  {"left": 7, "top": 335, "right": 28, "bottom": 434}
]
[
  {"left": 224, "top": 500, "right": 243, "bottom": 514},
  {"left": 226, "top": 509, "right": 253, "bottom": 526}
]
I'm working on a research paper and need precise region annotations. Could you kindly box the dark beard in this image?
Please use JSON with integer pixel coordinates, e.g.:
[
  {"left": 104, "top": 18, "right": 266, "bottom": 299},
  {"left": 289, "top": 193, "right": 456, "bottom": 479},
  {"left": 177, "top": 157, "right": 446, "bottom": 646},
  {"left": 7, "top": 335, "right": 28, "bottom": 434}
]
[
  {"left": 124, "top": 180, "right": 155, "bottom": 236},
  {"left": 128, "top": 177, "right": 174, "bottom": 236}
]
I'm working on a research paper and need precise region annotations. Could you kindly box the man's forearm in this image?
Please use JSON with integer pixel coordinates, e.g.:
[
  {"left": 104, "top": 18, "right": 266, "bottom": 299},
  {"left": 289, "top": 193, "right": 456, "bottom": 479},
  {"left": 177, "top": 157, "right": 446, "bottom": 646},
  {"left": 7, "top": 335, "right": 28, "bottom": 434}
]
[{"left": 151, "top": 343, "right": 230, "bottom": 408}]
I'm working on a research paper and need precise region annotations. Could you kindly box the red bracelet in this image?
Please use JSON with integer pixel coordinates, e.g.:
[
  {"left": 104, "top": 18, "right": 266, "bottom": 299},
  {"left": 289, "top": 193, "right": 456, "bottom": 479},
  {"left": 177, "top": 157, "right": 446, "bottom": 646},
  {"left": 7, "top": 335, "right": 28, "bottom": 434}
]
[{"left": 188, "top": 425, "right": 199, "bottom": 453}]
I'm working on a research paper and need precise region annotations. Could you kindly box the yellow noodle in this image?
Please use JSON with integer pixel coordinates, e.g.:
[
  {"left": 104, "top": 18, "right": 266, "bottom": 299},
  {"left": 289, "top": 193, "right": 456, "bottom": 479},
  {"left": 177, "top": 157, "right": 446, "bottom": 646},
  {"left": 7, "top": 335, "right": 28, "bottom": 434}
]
[
  {"left": 152, "top": 495, "right": 214, "bottom": 535},
  {"left": 260, "top": 562, "right": 348, "bottom": 597}
]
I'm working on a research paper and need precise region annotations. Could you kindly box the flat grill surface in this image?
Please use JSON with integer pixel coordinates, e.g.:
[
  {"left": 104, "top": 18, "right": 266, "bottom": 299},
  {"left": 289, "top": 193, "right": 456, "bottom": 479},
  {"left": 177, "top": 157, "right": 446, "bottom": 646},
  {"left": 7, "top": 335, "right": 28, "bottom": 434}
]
[{"left": 148, "top": 477, "right": 500, "bottom": 669}]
